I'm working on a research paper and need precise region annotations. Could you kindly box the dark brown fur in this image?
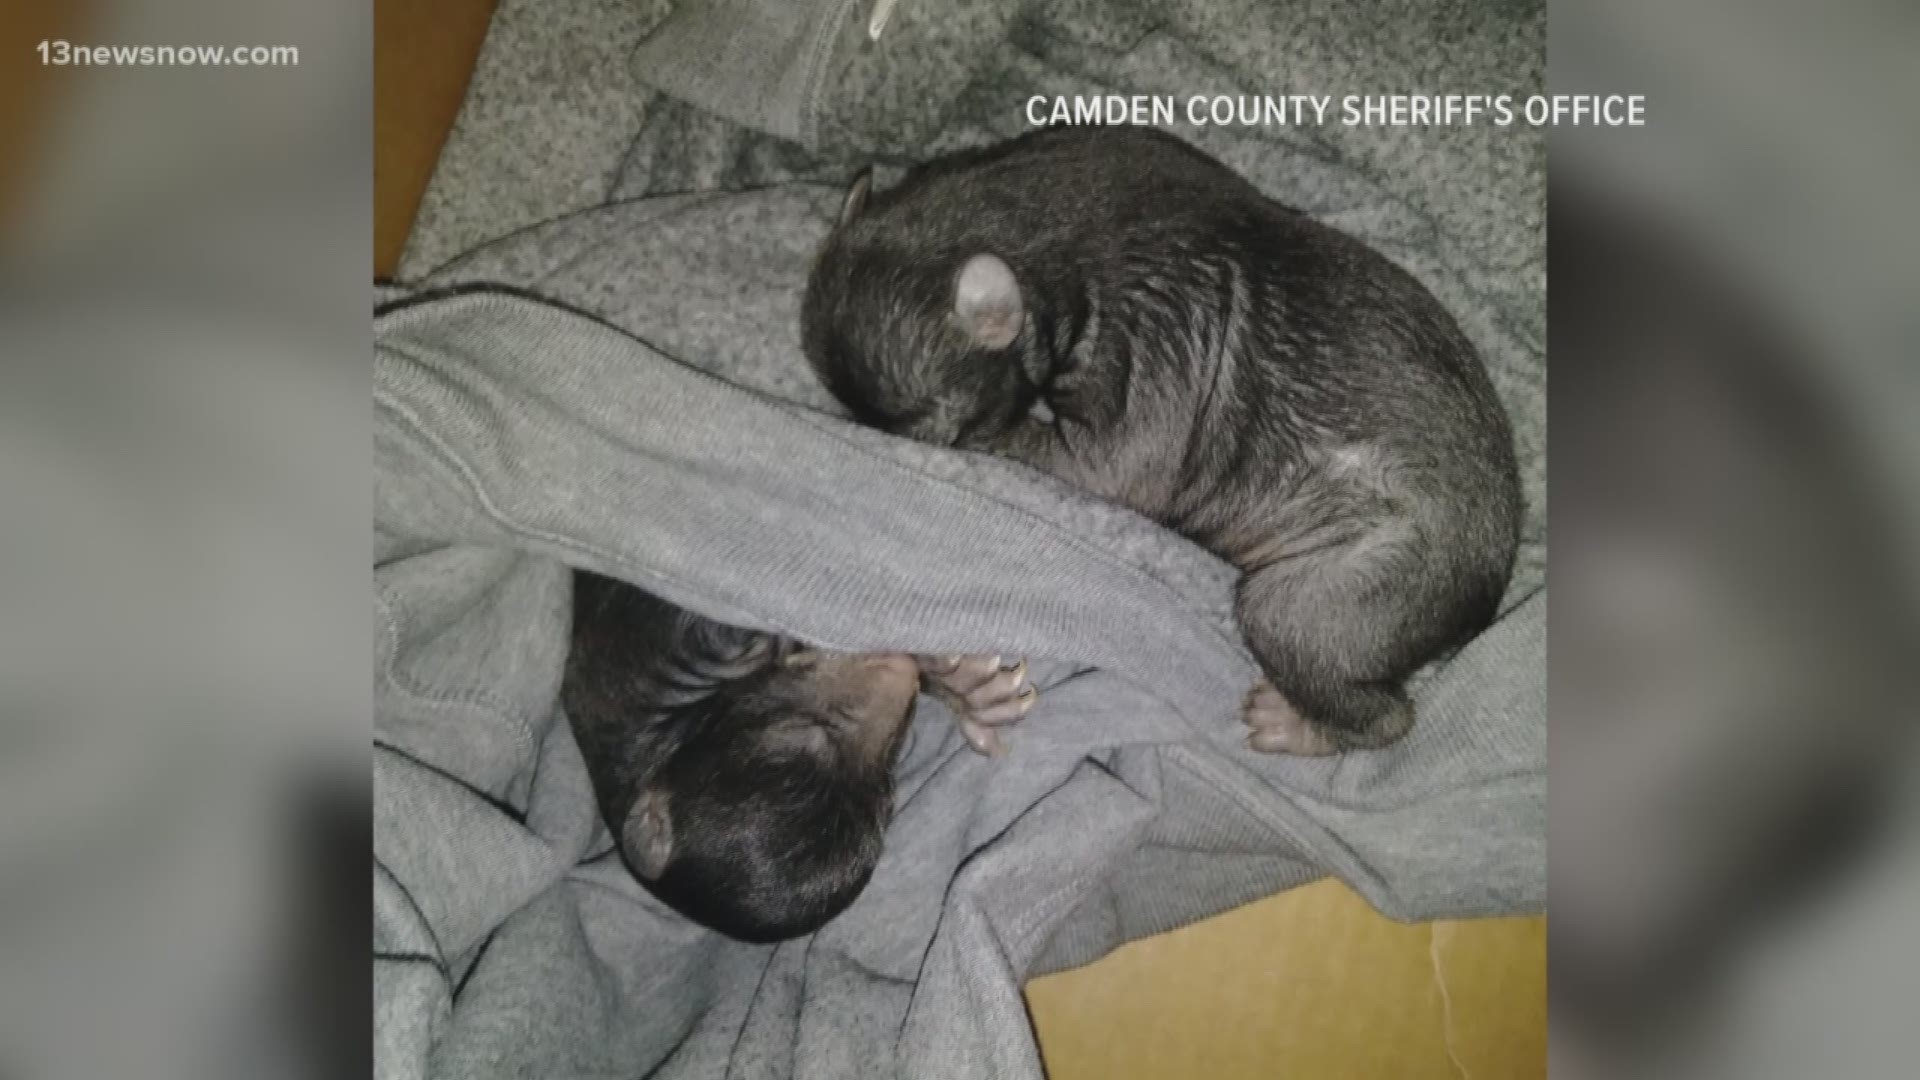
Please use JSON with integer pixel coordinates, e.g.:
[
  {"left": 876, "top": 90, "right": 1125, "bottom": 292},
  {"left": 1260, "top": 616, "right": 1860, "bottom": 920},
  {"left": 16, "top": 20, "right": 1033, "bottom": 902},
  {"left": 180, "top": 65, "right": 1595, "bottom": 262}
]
[
  {"left": 802, "top": 126, "right": 1521, "bottom": 752},
  {"left": 562, "top": 571, "right": 919, "bottom": 941}
]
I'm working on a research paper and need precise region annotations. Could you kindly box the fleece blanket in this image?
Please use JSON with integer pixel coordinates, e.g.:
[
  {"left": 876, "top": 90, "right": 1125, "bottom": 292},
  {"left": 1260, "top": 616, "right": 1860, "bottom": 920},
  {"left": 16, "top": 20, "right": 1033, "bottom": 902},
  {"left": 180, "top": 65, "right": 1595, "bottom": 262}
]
[{"left": 375, "top": 2, "right": 1545, "bottom": 1078}]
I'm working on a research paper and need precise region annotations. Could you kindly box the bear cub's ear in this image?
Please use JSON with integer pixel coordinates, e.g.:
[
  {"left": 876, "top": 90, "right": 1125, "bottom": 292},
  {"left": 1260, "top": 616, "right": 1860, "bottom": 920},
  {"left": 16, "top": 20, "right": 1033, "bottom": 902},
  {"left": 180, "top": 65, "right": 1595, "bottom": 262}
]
[
  {"left": 953, "top": 253, "right": 1025, "bottom": 350},
  {"left": 837, "top": 168, "right": 872, "bottom": 228},
  {"left": 623, "top": 788, "right": 675, "bottom": 881}
]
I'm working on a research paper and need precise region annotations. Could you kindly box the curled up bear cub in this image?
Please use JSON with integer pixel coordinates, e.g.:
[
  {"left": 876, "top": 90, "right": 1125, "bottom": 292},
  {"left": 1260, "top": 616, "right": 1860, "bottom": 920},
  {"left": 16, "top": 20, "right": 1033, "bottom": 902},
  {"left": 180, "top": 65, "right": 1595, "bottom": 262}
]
[{"left": 802, "top": 125, "right": 1521, "bottom": 754}]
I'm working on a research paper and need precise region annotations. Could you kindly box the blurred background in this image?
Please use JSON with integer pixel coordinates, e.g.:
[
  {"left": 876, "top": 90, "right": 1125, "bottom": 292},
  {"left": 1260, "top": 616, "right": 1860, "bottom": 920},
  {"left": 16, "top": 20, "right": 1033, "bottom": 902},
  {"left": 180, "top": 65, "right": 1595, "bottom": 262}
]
[
  {"left": 1548, "top": 1, "right": 1920, "bottom": 1077},
  {"left": 1, "top": 1, "right": 1915, "bottom": 1078},
  {"left": 2, "top": 3, "right": 368, "bottom": 1079}
]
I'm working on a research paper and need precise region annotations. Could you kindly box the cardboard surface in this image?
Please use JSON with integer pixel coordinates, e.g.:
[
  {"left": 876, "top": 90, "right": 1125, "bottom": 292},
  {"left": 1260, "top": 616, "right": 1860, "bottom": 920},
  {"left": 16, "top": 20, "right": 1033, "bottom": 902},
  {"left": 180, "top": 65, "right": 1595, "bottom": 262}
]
[
  {"left": 373, "top": 0, "right": 498, "bottom": 277},
  {"left": 1028, "top": 879, "right": 1547, "bottom": 1079}
]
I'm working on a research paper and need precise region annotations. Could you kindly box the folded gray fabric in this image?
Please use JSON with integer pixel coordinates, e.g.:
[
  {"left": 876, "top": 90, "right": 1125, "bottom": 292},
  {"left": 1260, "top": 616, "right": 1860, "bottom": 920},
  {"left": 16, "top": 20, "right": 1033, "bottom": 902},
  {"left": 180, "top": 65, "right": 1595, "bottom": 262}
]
[
  {"left": 381, "top": 1, "right": 1545, "bottom": 1077},
  {"left": 630, "top": 0, "right": 1542, "bottom": 270},
  {"left": 374, "top": 183, "right": 1543, "bottom": 1080}
]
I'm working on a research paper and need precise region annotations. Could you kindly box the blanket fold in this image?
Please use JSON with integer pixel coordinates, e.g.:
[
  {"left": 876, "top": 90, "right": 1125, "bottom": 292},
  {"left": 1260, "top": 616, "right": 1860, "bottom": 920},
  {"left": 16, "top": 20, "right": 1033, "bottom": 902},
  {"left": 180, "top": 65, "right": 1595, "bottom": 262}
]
[{"left": 374, "top": 281, "right": 1542, "bottom": 1080}]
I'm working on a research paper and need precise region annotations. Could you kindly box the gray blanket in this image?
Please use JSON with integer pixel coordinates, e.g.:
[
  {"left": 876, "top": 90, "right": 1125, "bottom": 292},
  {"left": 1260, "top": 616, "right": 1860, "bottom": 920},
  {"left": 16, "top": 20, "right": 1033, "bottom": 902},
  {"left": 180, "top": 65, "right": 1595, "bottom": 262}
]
[{"left": 376, "top": 2, "right": 1545, "bottom": 1078}]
